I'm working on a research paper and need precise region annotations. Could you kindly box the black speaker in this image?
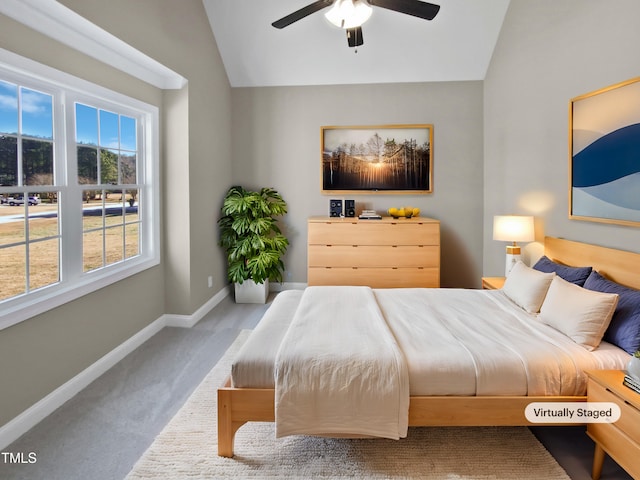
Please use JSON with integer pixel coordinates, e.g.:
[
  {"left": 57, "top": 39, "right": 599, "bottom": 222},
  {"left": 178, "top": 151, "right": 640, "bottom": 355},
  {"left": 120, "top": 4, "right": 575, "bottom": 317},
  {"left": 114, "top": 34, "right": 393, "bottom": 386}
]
[
  {"left": 329, "top": 199, "right": 342, "bottom": 217},
  {"left": 345, "top": 199, "right": 355, "bottom": 217}
]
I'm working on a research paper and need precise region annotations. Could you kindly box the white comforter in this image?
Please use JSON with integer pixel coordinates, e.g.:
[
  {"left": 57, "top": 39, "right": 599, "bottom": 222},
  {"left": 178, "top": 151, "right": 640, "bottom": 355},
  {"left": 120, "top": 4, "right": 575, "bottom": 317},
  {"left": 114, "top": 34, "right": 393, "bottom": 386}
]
[
  {"left": 274, "top": 286, "right": 409, "bottom": 439},
  {"left": 373, "top": 288, "right": 622, "bottom": 396},
  {"left": 231, "top": 286, "right": 630, "bottom": 437}
]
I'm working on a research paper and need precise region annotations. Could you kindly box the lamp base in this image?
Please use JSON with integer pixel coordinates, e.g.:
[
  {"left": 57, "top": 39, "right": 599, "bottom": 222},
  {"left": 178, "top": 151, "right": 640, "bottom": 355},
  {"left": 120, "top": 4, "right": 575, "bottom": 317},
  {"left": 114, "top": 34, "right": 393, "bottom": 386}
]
[
  {"left": 505, "top": 252, "right": 521, "bottom": 277},
  {"left": 506, "top": 245, "right": 521, "bottom": 255}
]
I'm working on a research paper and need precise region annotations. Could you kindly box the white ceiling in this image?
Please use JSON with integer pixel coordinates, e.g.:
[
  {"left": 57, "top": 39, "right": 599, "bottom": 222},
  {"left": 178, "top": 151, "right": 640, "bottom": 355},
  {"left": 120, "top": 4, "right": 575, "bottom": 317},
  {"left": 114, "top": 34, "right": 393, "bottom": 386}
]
[{"left": 203, "top": 0, "right": 511, "bottom": 88}]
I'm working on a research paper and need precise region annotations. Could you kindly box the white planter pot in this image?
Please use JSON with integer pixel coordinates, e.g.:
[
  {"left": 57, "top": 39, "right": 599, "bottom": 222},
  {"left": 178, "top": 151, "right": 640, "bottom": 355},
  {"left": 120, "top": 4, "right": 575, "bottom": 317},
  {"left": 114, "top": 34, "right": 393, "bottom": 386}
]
[
  {"left": 626, "top": 356, "right": 640, "bottom": 381},
  {"left": 234, "top": 279, "right": 269, "bottom": 304}
]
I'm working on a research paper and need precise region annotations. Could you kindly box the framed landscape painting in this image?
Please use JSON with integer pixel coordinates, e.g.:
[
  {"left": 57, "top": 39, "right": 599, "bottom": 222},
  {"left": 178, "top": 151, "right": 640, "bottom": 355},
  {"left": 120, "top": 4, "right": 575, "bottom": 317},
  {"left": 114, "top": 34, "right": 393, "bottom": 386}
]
[
  {"left": 321, "top": 124, "right": 433, "bottom": 194},
  {"left": 570, "top": 77, "right": 640, "bottom": 226}
]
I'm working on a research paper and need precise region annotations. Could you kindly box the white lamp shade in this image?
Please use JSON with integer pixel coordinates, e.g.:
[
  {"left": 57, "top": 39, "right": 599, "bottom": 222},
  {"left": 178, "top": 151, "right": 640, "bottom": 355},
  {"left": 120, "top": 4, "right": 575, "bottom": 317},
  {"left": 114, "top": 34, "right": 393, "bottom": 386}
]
[
  {"left": 325, "top": 0, "right": 373, "bottom": 29},
  {"left": 493, "top": 215, "right": 535, "bottom": 243}
]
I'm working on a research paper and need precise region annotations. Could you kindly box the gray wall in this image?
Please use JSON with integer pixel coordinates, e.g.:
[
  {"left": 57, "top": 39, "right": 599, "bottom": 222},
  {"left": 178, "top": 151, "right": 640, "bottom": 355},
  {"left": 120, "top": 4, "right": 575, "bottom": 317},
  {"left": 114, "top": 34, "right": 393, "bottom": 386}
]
[
  {"left": 3, "top": 0, "right": 640, "bottom": 434},
  {"left": 0, "top": 0, "right": 232, "bottom": 427},
  {"left": 57, "top": 0, "right": 233, "bottom": 313},
  {"left": 483, "top": 0, "right": 640, "bottom": 275},
  {"left": 232, "top": 82, "right": 485, "bottom": 288}
]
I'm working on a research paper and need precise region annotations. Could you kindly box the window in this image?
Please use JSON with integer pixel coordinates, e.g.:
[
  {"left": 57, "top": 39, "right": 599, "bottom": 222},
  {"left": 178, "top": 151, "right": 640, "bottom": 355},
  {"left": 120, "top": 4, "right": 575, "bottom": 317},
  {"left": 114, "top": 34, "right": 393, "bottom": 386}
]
[
  {"left": 75, "top": 104, "right": 141, "bottom": 273},
  {"left": 0, "top": 80, "right": 59, "bottom": 301},
  {"left": 0, "top": 51, "right": 159, "bottom": 329}
]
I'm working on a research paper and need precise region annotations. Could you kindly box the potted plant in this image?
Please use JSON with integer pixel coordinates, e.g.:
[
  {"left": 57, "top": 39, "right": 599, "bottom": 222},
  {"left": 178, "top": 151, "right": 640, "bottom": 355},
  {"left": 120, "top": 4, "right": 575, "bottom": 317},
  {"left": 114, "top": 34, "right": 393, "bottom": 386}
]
[{"left": 218, "top": 186, "right": 288, "bottom": 303}]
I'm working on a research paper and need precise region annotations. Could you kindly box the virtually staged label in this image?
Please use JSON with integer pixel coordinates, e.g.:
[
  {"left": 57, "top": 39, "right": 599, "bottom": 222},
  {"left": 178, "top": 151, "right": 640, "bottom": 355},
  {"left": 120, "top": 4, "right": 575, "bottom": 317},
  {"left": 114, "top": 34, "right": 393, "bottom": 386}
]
[{"left": 525, "top": 402, "right": 621, "bottom": 423}]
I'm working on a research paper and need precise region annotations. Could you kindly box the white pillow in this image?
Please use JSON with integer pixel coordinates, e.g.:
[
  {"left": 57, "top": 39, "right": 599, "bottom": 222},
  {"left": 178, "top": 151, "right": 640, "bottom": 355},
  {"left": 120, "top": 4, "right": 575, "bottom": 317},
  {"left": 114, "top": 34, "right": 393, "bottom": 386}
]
[
  {"left": 502, "top": 261, "right": 555, "bottom": 313},
  {"left": 539, "top": 276, "right": 619, "bottom": 351}
]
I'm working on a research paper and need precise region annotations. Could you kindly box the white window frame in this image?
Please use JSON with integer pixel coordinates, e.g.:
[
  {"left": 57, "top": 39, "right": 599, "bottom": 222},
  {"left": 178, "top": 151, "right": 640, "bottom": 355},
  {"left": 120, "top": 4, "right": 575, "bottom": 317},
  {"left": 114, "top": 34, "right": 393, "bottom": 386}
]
[{"left": 0, "top": 48, "right": 160, "bottom": 330}]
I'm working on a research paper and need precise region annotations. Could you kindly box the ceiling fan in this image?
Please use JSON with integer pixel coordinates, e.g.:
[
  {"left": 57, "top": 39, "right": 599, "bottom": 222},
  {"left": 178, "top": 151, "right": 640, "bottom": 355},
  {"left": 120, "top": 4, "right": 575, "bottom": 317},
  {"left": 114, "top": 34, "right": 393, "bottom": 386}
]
[{"left": 272, "top": 0, "right": 440, "bottom": 49}]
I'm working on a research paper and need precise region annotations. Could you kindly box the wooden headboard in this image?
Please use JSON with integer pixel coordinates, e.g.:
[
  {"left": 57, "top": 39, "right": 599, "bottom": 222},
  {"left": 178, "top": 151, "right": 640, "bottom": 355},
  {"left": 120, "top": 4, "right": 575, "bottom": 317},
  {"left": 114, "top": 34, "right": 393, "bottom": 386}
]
[{"left": 544, "top": 236, "right": 640, "bottom": 290}]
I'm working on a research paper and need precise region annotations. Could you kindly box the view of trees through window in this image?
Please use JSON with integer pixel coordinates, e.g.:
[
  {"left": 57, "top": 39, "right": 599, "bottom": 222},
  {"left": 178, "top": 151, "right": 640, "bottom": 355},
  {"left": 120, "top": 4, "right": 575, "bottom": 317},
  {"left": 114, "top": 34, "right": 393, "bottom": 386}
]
[
  {"left": 0, "top": 80, "right": 59, "bottom": 301},
  {"left": 75, "top": 103, "right": 141, "bottom": 273},
  {"left": 0, "top": 78, "right": 143, "bottom": 304}
]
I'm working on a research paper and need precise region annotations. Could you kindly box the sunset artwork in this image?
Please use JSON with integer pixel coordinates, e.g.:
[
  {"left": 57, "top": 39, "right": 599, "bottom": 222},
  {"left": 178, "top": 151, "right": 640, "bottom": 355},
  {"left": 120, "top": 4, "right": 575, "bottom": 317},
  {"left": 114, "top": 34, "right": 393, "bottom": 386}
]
[{"left": 321, "top": 125, "right": 433, "bottom": 194}]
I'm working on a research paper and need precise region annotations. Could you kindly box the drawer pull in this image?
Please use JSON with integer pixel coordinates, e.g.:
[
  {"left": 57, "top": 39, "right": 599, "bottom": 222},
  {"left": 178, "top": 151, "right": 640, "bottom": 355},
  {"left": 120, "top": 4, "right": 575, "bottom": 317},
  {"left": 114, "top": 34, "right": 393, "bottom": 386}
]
[{"left": 624, "top": 399, "right": 640, "bottom": 411}]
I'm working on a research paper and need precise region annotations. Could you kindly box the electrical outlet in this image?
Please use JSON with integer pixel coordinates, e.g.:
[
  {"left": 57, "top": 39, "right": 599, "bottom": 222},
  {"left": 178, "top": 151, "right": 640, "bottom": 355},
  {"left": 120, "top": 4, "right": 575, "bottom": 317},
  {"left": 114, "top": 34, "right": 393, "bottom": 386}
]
[{"left": 207, "top": 275, "right": 213, "bottom": 288}]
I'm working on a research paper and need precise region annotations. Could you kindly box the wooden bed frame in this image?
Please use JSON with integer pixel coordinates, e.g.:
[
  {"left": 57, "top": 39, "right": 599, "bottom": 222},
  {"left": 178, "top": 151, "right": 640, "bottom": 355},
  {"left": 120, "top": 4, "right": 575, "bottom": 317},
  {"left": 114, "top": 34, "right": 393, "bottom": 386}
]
[{"left": 217, "top": 236, "right": 640, "bottom": 457}]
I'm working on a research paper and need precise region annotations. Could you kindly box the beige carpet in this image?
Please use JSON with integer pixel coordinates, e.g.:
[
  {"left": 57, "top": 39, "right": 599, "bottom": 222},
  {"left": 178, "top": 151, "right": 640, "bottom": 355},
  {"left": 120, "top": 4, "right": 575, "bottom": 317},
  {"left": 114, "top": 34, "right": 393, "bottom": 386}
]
[{"left": 126, "top": 330, "right": 570, "bottom": 479}]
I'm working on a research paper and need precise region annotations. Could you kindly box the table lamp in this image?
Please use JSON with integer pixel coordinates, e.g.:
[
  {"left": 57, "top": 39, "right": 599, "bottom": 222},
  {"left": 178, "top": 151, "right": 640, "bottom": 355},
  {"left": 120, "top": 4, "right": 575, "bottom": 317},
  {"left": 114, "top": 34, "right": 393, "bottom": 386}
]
[{"left": 493, "top": 215, "right": 535, "bottom": 276}]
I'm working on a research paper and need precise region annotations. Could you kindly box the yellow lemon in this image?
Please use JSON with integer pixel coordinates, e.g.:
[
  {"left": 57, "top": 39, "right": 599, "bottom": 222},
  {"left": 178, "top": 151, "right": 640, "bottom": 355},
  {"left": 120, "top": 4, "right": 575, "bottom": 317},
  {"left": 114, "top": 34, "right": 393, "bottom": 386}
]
[
  {"left": 397, "top": 208, "right": 406, "bottom": 217},
  {"left": 388, "top": 207, "right": 398, "bottom": 216},
  {"left": 412, "top": 208, "right": 420, "bottom": 217}
]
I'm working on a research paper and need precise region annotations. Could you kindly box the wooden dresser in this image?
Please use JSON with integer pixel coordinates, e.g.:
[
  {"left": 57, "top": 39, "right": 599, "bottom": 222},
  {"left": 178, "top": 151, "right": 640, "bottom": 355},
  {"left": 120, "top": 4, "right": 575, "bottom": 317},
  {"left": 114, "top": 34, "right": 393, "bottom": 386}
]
[
  {"left": 307, "top": 216, "right": 440, "bottom": 288},
  {"left": 586, "top": 369, "right": 640, "bottom": 480}
]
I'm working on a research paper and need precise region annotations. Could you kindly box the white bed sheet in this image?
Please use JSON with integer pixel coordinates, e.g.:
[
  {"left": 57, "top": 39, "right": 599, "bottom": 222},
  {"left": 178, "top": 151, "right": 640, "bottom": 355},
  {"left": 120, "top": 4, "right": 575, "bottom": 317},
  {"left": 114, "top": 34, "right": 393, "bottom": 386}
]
[
  {"left": 230, "top": 288, "right": 630, "bottom": 396},
  {"left": 231, "top": 289, "right": 303, "bottom": 388}
]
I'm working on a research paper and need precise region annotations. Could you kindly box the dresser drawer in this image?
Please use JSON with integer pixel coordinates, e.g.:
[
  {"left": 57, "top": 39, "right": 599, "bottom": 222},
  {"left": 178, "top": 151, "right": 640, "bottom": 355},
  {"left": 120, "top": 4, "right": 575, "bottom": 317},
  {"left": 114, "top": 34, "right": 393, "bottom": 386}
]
[
  {"left": 588, "top": 423, "right": 640, "bottom": 479},
  {"left": 308, "top": 221, "right": 439, "bottom": 246},
  {"left": 308, "top": 245, "right": 439, "bottom": 268},
  {"left": 307, "top": 216, "right": 441, "bottom": 289},
  {"left": 588, "top": 377, "right": 640, "bottom": 441},
  {"left": 308, "top": 267, "right": 440, "bottom": 288}
]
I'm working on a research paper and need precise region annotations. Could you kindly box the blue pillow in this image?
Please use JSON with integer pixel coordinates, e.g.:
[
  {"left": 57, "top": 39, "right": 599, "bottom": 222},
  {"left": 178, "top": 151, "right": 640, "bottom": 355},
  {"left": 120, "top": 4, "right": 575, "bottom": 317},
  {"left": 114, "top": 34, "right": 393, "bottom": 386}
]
[
  {"left": 583, "top": 270, "right": 640, "bottom": 354},
  {"left": 532, "top": 256, "right": 592, "bottom": 286}
]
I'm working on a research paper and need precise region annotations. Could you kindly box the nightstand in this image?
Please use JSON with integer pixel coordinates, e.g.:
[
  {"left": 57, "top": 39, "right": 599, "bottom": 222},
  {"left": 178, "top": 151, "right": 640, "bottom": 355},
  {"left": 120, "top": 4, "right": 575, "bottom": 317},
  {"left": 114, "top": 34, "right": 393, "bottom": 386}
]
[
  {"left": 481, "top": 277, "right": 505, "bottom": 290},
  {"left": 586, "top": 370, "right": 640, "bottom": 480}
]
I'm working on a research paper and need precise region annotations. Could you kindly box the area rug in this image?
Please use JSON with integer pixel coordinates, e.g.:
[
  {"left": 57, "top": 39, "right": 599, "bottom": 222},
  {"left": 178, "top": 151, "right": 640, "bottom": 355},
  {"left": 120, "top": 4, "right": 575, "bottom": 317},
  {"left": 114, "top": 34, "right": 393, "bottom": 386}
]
[{"left": 126, "top": 330, "right": 570, "bottom": 479}]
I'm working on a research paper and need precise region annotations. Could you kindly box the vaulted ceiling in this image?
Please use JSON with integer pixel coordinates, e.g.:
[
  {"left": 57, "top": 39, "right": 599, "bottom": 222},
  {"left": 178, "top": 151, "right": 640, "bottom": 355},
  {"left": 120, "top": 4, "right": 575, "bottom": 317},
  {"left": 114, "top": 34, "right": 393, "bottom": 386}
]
[{"left": 203, "top": 0, "right": 511, "bottom": 87}]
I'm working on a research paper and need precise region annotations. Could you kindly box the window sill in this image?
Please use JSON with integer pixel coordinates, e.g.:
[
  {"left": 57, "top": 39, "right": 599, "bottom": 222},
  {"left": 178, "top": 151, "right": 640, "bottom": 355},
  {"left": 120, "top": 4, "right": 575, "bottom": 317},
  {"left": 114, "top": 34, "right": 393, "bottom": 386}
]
[{"left": 0, "top": 256, "right": 159, "bottom": 330}]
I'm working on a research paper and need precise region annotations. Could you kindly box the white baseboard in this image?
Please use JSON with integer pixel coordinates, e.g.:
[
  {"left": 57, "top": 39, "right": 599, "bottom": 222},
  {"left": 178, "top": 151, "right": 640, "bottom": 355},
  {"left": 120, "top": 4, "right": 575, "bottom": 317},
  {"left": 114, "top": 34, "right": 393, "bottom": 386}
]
[
  {"left": 163, "top": 286, "right": 230, "bottom": 328},
  {"left": 0, "top": 286, "right": 231, "bottom": 451}
]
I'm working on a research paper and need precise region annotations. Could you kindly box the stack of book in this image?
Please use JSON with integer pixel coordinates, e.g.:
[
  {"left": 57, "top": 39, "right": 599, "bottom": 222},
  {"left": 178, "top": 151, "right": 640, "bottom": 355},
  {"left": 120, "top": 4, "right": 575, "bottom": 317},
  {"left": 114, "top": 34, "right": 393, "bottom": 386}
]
[
  {"left": 358, "top": 210, "right": 382, "bottom": 220},
  {"left": 623, "top": 373, "right": 640, "bottom": 395}
]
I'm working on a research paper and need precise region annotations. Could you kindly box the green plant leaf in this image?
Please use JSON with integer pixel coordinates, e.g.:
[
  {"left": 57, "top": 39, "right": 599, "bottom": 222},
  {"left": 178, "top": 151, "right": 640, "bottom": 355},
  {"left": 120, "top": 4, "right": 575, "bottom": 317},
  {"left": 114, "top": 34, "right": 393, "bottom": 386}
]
[
  {"left": 227, "top": 258, "right": 249, "bottom": 284},
  {"left": 250, "top": 216, "right": 273, "bottom": 235}
]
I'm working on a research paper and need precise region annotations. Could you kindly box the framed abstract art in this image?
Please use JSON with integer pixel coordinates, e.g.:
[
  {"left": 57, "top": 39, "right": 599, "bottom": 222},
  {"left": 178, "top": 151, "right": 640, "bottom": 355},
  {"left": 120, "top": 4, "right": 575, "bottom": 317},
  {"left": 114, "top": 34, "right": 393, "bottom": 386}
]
[{"left": 569, "top": 77, "right": 640, "bottom": 226}]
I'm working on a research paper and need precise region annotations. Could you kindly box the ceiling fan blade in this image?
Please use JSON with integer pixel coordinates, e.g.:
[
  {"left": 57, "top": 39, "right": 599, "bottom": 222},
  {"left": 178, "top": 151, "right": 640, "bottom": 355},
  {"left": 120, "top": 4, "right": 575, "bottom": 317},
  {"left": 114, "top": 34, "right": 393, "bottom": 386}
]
[
  {"left": 272, "top": 0, "right": 334, "bottom": 29},
  {"left": 369, "top": 0, "right": 440, "bottom": 21},
  {"left": 346, "top": 26, "right": 364, "bottom": 47}
]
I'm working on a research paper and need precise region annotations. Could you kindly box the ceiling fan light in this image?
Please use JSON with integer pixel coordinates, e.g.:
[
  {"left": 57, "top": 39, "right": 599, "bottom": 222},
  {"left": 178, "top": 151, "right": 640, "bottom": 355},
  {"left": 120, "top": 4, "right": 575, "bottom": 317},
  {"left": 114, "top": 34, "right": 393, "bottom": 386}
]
[{"left": 324, "top": 0, "right": 372, "bottom": 29}]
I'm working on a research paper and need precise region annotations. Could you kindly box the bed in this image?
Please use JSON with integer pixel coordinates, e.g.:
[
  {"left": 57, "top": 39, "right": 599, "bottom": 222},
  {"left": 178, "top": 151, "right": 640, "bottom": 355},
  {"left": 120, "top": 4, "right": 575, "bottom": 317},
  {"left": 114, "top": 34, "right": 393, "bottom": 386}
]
[{"left": 218, "top": 236, "right": 640, "bottom": 457}]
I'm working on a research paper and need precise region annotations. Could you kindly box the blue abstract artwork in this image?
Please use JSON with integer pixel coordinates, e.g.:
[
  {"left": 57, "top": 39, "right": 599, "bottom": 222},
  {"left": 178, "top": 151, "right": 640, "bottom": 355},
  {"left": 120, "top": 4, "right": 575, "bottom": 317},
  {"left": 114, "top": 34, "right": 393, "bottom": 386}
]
[{"left": 571, "top": 78, "right": 640, "bottom": 225}]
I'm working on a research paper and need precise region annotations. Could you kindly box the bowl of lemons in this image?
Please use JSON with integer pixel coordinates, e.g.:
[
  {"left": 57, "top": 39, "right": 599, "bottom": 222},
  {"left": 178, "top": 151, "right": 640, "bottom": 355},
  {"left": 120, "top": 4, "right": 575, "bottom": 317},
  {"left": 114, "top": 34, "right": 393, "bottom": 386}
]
[{"left": 388, "top": 207, "right": 420, "bottom": 219}]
